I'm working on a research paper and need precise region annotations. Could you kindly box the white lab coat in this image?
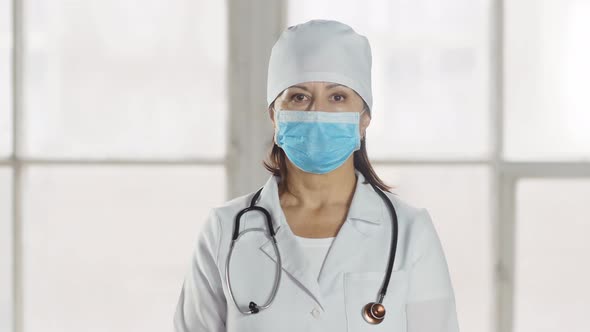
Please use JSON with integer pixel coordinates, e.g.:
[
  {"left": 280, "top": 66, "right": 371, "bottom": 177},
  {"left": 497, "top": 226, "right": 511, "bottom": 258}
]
[{"left": 174, "top": 169, "right": 460, "bottom": 332}]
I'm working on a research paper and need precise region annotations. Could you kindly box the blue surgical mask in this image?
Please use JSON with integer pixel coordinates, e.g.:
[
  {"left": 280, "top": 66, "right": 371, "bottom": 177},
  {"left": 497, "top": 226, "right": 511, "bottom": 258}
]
[{"left": 274, "top": 109, "right": 366, "bottom": 174}]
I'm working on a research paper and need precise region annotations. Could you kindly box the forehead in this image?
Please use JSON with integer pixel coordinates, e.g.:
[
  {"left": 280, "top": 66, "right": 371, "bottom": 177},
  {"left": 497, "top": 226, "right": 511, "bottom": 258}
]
[{"left": 286, "top": 81, "right": 353, "bottom": 91}]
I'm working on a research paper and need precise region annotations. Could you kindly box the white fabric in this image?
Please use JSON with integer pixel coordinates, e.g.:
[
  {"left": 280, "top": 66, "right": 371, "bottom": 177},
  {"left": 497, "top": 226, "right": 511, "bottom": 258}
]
[
  {"left": 293, "top": 234, "right": 335, "bottom": 281},
  {"left": 174, "top": 169, "right": 460, "bottom": 332},
  {"left": 266, "top": 19, "right": 373, "bottom": 115}
]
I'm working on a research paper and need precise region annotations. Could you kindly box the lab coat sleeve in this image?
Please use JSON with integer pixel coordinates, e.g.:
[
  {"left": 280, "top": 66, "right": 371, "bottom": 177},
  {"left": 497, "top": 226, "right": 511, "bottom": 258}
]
[
  {"left": 174, "top": 208, "right": 227, "bottom": 332},
  {"left": 406, "top": 208, "right": 460, "bottom": 332}
]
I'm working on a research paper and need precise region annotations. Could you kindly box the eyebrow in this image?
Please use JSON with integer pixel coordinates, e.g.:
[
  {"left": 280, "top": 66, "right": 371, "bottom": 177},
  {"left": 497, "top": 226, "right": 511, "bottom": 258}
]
[{"left": 290, "top": 83, "right": 345, "bottom": 91}]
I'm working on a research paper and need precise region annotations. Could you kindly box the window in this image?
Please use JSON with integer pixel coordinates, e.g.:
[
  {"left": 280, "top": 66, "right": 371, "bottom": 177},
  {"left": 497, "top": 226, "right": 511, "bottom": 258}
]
[
  {"left": 4, "top": 1, "right": 228, "bottom": 331},
  {"left": 514, "top": 179, "right": 590, "bottom": 332},
  {"left": 0, "top": 0, "right": 11, "bottom": 158},
  {"left": 0, "top": 168, "right": 13, "bottom": 332},
  {"left": 504, "top": 0, "right": 590, "bottom": 161},
  {"left": 21, "top": 166, "right": 225, "bottom": 331},
  {"left": 21, "top": 0, "right": 227, "bottom": 159}
]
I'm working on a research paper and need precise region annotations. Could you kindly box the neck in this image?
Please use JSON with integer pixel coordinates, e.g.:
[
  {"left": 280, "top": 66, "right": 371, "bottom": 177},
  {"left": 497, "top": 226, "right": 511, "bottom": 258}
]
[{"left": 279, "top": 157, "right": 357, "bottom": 209}]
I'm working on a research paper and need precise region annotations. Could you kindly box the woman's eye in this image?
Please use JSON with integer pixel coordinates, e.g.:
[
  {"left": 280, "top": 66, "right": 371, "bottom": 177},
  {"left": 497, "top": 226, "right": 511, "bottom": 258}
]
[
  {"left": 332, "top": 94, "right": 346, "bottom": 102},
  {"left": 292, "top": 94, "right": 308, "bottom": 102}
]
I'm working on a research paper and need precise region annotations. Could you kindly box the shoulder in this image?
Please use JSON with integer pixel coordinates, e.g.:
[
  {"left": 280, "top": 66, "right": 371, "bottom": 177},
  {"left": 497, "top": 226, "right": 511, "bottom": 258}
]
[
  {"left": 190, "top": 190, "right": 259, "bottom": 260},
  {"left": 381, "top": 190, "right": 431, "bottom": 228},
  {"left": 380, "top": 191, "right": 439, "bottom": 262},
  {"left": 205, "top": 188, "right": 260, "bottom": 233},
  {"left": 214, "top": 192, "right": 253, "bottom": 213}
]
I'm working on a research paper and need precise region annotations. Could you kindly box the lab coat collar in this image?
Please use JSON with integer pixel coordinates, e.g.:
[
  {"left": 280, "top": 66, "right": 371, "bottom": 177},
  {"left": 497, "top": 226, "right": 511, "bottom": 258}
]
[{"left": 255, "top": 168, "right": 386, "bottom": 311}]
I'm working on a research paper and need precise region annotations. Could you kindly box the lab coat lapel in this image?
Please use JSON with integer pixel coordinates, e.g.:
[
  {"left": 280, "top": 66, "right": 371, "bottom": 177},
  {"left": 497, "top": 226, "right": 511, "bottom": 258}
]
[
  {"left": 259, "top": 225, "right": 325, "bottom": 310},
  {"left": 256, "top": 174, "right": 325, "bottom": 310},
  {"left": 317, "top": 170, "right": 384, "bottom": 287}
]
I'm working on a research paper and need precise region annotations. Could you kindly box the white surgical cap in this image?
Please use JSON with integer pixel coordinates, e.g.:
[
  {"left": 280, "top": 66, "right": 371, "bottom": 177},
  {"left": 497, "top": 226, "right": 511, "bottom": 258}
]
[{"left": 266, "top": 19, "right": 373, "bottom": 115}]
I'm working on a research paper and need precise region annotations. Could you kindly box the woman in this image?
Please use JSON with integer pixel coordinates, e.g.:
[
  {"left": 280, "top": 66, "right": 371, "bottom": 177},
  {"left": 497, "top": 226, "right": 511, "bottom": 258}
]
[{"left": 174, "top": 19, "right": 460, "bottom": 332}]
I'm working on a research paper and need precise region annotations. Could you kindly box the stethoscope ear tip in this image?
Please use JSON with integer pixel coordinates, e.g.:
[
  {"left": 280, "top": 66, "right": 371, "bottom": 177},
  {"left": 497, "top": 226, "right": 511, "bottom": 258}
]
[
  {"left": 362, "top": 302, "right": 386, "bottom": 324},
  {"left": 249, "top": 301, "right": 260, "bottom": 314}
]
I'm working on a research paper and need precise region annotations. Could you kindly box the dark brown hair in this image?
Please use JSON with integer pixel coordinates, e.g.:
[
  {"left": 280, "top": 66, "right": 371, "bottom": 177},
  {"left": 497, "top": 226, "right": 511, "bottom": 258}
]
[{"left": 262, "top": 100, "right": 395, "bottom": 195}]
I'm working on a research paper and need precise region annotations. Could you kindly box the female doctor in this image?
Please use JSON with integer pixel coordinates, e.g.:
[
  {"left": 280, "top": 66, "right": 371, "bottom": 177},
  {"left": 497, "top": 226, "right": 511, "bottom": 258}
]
[{"left": 174, "top": 19, "right": 460, "bottom": 332}]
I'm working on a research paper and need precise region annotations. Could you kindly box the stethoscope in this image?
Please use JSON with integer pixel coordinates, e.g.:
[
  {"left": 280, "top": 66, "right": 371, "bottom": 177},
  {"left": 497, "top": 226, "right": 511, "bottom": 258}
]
[{"left": 225, "top": 179, "right": 399, "bottom": 325}]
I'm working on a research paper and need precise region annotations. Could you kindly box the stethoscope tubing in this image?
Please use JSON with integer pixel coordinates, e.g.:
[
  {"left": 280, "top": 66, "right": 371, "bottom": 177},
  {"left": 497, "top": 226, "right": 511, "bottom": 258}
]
[{"left": 226, "top": 181, "right": 398, "bottom": 317}]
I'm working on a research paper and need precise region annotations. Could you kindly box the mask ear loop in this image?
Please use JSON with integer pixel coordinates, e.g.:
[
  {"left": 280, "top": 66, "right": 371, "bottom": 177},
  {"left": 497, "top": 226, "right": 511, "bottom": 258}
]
[{"left": 272, "top": 107, "right": 280, "bottom": 146}]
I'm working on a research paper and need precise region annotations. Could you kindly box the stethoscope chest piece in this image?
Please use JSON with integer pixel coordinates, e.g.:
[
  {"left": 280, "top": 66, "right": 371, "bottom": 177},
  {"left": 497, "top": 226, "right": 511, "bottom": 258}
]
[{"left": 362, "top": 302, "right": 386, "bottom": 324}]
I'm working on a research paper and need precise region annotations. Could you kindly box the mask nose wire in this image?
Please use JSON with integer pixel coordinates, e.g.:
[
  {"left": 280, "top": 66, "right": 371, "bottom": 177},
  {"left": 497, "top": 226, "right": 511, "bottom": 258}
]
[
  {"left": 302, "top": 104, "right": 367, "bottom": 114},
  {"left": 272, "top": 103, "right": 367, "bottom": 117}
]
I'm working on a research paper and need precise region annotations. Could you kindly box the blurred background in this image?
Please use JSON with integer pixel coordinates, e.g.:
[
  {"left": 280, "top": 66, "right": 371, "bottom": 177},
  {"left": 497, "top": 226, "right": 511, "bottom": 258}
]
[{"left": 1, "top": 0, "right": 589, "bottom": 331}]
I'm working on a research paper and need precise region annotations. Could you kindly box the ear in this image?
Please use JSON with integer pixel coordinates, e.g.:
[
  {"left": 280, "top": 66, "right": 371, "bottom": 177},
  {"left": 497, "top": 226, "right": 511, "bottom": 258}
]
[
  {"left": 360, "top": 111, "right": 371, "bottom": 137},
  {"left": 268, "top": 107, "right": 276, "bottom": 127}
]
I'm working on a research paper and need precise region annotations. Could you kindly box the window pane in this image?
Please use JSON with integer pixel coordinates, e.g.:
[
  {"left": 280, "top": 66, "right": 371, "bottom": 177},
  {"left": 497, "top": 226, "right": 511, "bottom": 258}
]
[
  {"left": 504, "top": 0, "right": 590, "bottom": 161},
  {"left": 21, "top": 1, "right": 227, "bottom": 159},
  {"left": 287, "top": 0, "right": 492, "bottom": 159},
  {"left": 375, "top": 165, "right": 492, "bottom": 332},
  {"left": 21, "top": 166, "right": 225, "bottom": 332},
  {"left": 0, "top": 0, "right": 12, "bottom": 158},
  {"left": 514, "top": 178, "right": 590, "bottom": 332},
  {"left": 0, "top": 168, "right": 13, "bottom": 332}
]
